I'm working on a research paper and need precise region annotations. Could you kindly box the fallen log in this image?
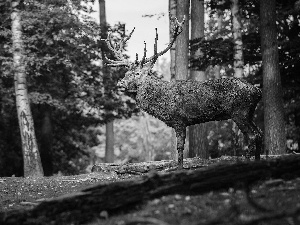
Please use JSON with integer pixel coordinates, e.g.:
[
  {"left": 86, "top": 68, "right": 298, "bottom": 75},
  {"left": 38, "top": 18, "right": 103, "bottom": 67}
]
[
  {"left": 91, "top": 157, "right": 212, "bottom": 174},
  {"left": 1, "top": 155, "right": 300, "bottom": 225}
]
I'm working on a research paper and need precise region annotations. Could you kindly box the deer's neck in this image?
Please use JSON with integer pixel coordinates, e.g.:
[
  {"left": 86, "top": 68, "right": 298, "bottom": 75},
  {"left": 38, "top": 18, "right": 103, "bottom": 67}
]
[{"left": 136, "top": 77, "right": 174, "bottom": 122}]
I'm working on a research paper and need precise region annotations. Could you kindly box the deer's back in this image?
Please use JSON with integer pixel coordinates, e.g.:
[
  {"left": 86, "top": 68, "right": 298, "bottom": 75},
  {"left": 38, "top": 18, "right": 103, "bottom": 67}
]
[
  {"left": 136, "top": 77, "right": 261, "bottom": 128},
  {"left": 170, "top": 77, "right": 262, "bottom": 125}
]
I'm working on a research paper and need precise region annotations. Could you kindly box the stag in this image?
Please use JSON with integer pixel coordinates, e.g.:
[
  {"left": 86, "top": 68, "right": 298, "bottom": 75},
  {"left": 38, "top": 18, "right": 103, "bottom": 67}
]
[{"left": 102, "top": 14, "right": 262, "bottom": 169}]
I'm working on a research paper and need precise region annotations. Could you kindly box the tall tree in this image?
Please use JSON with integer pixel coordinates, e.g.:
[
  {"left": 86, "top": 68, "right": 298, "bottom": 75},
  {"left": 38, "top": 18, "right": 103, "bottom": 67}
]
[
  {"left": 230, "top": 0, "right": 244, "bottom": 78},
  {"left": 230, "top": 0, "right": 244, "bottom": 156},
  {"left": 174, "top": 0, "right": 190, "bottom": 161},
  {"left": 99, "top": 0, "right": 114, "bottom": 163},
  {"left": 169, "top": 0, "right": 177, "bottom": 81},
  {"left": 260, "top": 0, "right": 286, "bottom": 155},
  {"left": 169, "top": 0, "right": 177, "bottom": 161},
  {"left": 188, "top": 0, "right": 208, "bottom": 159},
  {"left": 11, "top": 0, "right": 43, "bottom": 177},
  {"left": 214, "top": 8, "right": 223, "bottom": 79},
  {"left": 40, "top": 105, "right": 53, "bottom": 176}
]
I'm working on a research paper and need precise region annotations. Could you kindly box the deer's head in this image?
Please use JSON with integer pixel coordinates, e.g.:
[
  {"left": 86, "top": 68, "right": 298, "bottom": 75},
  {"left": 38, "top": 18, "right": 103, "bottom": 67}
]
[{"left": 102, "top": 13, "right": 185, "bottom": 93}]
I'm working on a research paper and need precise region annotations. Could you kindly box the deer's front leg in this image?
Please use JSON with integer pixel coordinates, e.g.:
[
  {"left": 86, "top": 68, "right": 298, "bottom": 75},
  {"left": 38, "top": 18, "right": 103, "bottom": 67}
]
[{"left": 175, "top": 127, "right": 186, "bottom": 170}]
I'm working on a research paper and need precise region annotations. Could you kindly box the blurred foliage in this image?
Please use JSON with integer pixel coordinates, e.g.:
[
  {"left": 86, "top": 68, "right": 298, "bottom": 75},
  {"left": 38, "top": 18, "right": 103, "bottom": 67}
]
[
  {"left": 89, "top": 113, "right": 173, "bottom": 165},
  {"left": 0, "top": 0, "right": 137, "bottom": 176}
]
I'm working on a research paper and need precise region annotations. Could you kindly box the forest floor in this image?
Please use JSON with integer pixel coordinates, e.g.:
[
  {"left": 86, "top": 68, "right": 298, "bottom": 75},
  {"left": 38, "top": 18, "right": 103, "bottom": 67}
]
[{"left": 0, "top": 156, "right": 300, "bottom": 225}]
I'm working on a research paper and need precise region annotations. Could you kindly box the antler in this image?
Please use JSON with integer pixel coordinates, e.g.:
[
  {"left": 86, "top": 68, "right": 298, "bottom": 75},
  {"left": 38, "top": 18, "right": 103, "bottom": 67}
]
[
  {"left": 101, "top": 28, "right": 135, "bottom": 67},
  {"left": 102, "top": 12, "right": 184, "bottom": 68},
  {"left": 140, "top": 12, "right": 185, "bottom": 68}
]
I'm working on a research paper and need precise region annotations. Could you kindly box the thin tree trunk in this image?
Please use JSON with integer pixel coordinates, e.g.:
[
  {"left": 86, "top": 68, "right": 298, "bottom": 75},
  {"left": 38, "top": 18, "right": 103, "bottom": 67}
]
[
  {"left": 231, "top": 0, "right": 245, "bottom": 156},
  {"left": 260, "top": 0, "right": 286, "bottom": 155},
  {"left": 40, "top": 105, "right": 53, "bottom": 176},
  {"left": 99, "top": 0, "right": 114, "bottom": 163},
  {"left": 214, "top": 9, "right": 223, "bottom": 79},
  {"left": 140, "top": 113, "right": 154, "bottom": 161},
  {"left": 11, "top": 0, "right": 43, "bottom": 177},
  {"left": 230, "top": 0, "right": 244, "bottom": 78},
  {"left": 188, "top": 0, "right": 208, "bottom": 159},
  {"left": 174, "top": 0, "right": 190, "bottom": 162},
  {"left": 169, "top": 0, "right": 177, "bottom": 161},
  {"left": 169, "top": 0, "right": 177, "bottom": 81},
  {"left": 105, "top": 121, "right": 114, "bottom": 162},
  {"left": 175, "top": 0, "right": 189, "bottom": 80}
]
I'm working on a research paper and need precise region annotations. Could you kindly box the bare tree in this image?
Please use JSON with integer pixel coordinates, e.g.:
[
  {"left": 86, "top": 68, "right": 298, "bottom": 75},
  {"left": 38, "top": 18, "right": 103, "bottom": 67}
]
[
  {"left": 188, "top": 0, "right": 208, "bottom": 159},
  {"left": 99, "top": 0, "right": 114, "bottom": 163},
  {"left": 11, "top": 0, "right": 43, "bottom": 177},
  {"left": 260, "top": 0, "right": 286, "bottom": 155}
]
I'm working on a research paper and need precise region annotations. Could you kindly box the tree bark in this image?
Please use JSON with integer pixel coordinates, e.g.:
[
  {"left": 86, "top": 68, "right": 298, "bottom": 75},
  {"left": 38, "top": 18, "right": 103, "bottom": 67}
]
[
  {"left": 2, "top": 155, "right": 300, "bottom": 225},
  {"left": 230, "top": 0, "right": 244, "bottom": 78},
  {"left": 214, "top": 9, "right": 223, "bottom": 79},
  {"left": 260, "top": 0, "right": 286, "bottom": 155},
  {"left": 99, "top": 0, "right": 114, "bottom": 163},
  {"left": 231, "top": 0, "right": 245, "bottom": 155},
  {"left": 11, "top": 0, "right": 43, "bottom": 177},
  {"left": 169, "top": 0, "right": 177, "bottom": 161},
  {"left": 175, "top": 0, "right": 189, "bottom": 81},
  {"left": 105, "top": 121, "right": 114, "bottom": 162},
  {"left": 189, "top": 0, "right": 208, "bottom": 159},
  {"left": 169, "top": 0, "right": 177, "bottom": 81},
  {"left": 173, "top": 0, "right": 190, "bottom": 161}
]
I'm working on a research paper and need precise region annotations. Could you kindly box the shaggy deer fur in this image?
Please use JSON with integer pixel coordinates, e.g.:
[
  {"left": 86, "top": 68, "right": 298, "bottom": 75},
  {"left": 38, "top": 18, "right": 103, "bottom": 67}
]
[{"left": 102, "top": 14, "right": 262, "bottom": 169}]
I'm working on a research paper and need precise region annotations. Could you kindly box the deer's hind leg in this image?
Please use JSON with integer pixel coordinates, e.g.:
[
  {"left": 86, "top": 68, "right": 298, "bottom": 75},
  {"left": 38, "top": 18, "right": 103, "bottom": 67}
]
[
  {"left": 232, "top": 112, "right": 262, "bottom": 160},
  {"left": 251, "top": 121, "right": 263, "bottom": 160},
  {"left": 174, "top": 125, "right": 187, "bottom": 170}
]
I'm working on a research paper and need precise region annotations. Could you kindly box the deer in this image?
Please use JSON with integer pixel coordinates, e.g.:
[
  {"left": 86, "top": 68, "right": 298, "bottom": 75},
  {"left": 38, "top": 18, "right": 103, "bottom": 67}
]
[{"left": 102, "top": 13, "right": 263, "bottom": 169}]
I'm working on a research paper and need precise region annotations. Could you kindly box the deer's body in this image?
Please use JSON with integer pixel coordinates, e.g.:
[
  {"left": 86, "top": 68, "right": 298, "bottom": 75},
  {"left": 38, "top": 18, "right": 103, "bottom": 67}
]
[
  {"left": 121, "top": 73, "right": 263, "bottom": 167},
  {"left": 134, "top": 76, "right": 261, "bottom": 128},
  {"left": 103, "top": 14, "right": 262, "bottom": 169}
]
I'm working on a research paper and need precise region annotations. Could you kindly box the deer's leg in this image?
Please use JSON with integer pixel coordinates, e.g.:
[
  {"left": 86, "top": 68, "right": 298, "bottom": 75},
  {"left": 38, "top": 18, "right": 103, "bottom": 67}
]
[
  {"left": 175, "top": 127, "right": 186, "bottom": 170},
  {"left": 233, "top": 116, "right": 261, "bottom": 160},
  {"left": 251, "top": 121, "right": 263, "bottom": 160}
]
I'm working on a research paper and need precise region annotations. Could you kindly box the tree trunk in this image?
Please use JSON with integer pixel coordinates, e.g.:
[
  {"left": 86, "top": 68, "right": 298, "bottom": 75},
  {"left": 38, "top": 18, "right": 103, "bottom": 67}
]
[
  {"left": 174, "top": 0, "right": 190, "bottom": 161},
  {"left": 169, "top": 0, "right": 177, "bottom": 81},
  {"left": 140, "top": 113, "right": 155, "bottom": 161},
  {"left": 175, "top": 0, "right": 189, "bottom": 81},
  {"left": 260, "top": 0, "right": 286, "bottom": 155},
  {"left": 99, "top": 0, "right": 114, "bottom": 163},
  {"left": 230, "top": 0, "right": 244, "bottom": 78},
  {"left": 231, "top": 0, "right": 245, "bottom": 156},
  {"left": 169, "top": 0, "right": 177, "bottom": 161},
  {"left": 105, "top": 121, "right": 114, "bottom": 163},
  {"left": 11, "top": 0, "right": 43, "bottom": 178},
  {"left": 188, "top": 0, "right": 208, "bottom": 159},
  {"left": 40, "top": 105, "right": 53, "bottom": 176},
  {"left": 214, "top": 9, "right": 223, "bottom": 79}
]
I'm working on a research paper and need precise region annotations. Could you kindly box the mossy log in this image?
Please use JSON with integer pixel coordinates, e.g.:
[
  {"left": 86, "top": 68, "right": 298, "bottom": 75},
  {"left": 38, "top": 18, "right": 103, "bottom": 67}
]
[{"left": 1, "top": 155, "right": 300, "bottom": 225}]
